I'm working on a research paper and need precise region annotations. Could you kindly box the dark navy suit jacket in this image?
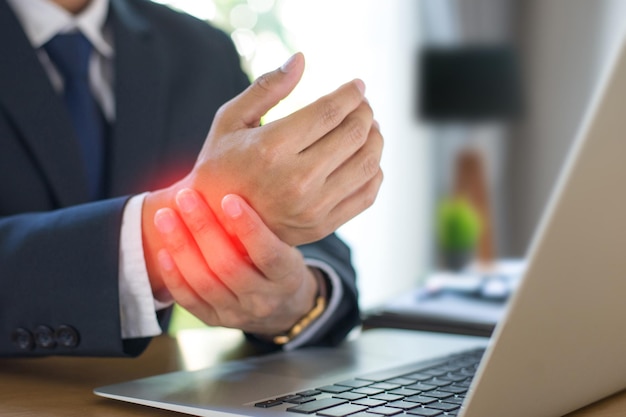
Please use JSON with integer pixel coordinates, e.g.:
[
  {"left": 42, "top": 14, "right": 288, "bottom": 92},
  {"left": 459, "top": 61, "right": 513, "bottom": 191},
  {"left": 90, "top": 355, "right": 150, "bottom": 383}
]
[{"left": 0, "top": 0, "right": 359, "bottom": 357}]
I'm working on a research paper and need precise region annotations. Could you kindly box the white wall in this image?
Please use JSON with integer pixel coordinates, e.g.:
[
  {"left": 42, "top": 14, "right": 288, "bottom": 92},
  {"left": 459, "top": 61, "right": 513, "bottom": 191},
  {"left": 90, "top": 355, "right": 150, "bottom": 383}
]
[{"left": 507, "top": 0, "right": 626, "bottom": 255}]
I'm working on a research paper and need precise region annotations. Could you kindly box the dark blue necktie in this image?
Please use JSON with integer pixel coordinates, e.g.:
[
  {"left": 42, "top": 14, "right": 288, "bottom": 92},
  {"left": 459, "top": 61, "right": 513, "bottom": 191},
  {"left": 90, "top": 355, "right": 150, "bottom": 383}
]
[{"left": 44, "top": 32, "right": 105, "bottom": 199}]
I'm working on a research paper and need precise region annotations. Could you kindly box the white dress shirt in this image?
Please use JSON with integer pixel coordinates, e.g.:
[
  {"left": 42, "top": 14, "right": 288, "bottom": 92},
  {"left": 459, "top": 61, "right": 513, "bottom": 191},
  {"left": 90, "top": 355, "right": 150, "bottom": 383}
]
[{"left": 8, "top": 0, "right": 343, "bottom": 350}]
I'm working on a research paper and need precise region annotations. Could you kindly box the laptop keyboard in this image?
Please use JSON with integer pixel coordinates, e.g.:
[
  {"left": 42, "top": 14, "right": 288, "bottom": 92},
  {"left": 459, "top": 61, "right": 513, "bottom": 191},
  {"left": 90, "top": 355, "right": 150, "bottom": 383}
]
[{"left": 254, "top": 348, "right": 484, "bottom": 416}]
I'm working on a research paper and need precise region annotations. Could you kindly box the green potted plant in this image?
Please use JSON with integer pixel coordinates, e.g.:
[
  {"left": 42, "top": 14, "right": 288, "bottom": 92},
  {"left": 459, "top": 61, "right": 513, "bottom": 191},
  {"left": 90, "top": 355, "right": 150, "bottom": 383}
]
[{"left": 436, "top": 196, "right": 481, "bottom": 271}]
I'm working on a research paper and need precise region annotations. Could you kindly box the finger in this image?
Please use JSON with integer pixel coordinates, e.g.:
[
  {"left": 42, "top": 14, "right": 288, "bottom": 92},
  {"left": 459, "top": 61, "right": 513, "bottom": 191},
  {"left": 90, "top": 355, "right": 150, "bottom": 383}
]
[
  {"left": 300, "top": 100, "right": 374, "bottom": 181},
  {"left": 329, "top": 168, "right": 384, "bottom": 229},
  {"left": 175, "top": 188, "right": 263, "bottom": 293},
  {"left": 323, "top": 124, "right": 384, "bottom": 208},
  {"left": 266, "top": 78, "right": 366, "bottom": 153},
  {"left": 221, "top": 194, "right": 302, "bottom": 282},
  {"left": 219, "top": 52, "right": 305, "bottom": 129},
  {"left": 153, "top": 207, "right": 238, "bottom": 309},
  {"left": 156, "top": 248, "right": 220, "bottom": 326}
]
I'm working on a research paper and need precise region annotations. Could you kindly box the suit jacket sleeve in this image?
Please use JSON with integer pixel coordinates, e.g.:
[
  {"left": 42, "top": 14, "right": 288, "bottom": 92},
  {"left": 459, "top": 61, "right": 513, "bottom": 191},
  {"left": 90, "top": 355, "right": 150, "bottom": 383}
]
[
  {"left": 297, "top": 235, "right": 361, "bottom": 347},
  {"left": 0, "top": 198, "right": 135, "bottom": 357}
]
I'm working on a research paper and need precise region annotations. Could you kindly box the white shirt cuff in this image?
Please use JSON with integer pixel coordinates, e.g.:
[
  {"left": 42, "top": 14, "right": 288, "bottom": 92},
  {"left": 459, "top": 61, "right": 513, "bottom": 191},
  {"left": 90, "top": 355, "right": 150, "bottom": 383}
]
[
  {"left": 118, "top": 193, "right": 165, "bottom": 339},
  {"left": 282, "top": 258, "right": 344, "bottom": 351}
]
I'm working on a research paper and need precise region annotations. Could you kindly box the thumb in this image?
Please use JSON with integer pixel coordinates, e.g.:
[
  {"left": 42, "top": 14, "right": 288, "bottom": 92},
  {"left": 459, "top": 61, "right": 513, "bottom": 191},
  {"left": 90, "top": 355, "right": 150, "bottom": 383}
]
[{"left": 228, "top": 52, "right": 305, "bottom": 128}]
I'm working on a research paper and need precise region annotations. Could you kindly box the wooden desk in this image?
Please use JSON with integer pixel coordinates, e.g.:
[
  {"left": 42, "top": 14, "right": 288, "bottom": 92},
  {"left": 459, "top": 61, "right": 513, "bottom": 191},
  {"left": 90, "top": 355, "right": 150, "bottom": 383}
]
[{"left": 0, "top": 327, "right": 624, "bottom": 416}]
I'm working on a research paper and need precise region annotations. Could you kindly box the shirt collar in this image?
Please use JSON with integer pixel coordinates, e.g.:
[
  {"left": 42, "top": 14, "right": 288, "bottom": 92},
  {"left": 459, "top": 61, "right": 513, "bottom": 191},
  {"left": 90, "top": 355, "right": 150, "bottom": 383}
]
[{"left": 7, "top": 0, "right": 113, "bottom": 58}]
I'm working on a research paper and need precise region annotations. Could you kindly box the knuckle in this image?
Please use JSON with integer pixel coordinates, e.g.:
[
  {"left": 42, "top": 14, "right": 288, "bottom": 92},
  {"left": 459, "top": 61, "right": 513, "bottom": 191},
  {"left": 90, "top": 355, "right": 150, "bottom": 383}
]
[
  {"left": 363, "top": 171, "right": 384, "bottom": 209},
  {"left": 257, "top": 141, "right": 281, "bottom": 166},
  {"left": 166, "top": 234, "right": 187, "bottom": 256},
  {"left": 344, "top": 117, "right": 368, "bottom": 148},
  {"left": 361, "top": 154, "right": 381, "bottom": 180},
  {"left": 255, "top": 246, "right": 281, "bottom": 271},
  {"left": 362, "top": 189, "right": 378, "bottom": 210},
  {"left": 291, "top": 202, "right": 323, "bottom": 229},
  {"left": 283, "top": 177, "right": 307, "bottom": 202},
  {"left": 253, "top": 73, "right": 273, "bottom": 95},
  {"left": 214, "top": 103, "right": 229, "bottom": 120},
  {"left": 185, "top": 213, "right": 212, "bottom": 236},
  {"left": 318, "top": 97, "right": 342, "bottom": 128},
  {"left": 212, "top": 256, "right": 239, "bottom": 278}
]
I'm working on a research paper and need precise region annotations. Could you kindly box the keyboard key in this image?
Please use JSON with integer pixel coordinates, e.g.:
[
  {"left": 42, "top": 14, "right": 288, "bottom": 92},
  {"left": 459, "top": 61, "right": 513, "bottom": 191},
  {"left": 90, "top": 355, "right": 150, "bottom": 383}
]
[
  {"left": 344, "top": 414, "right": 378, "bottom": 417},
  {"left": 405, "top": 382, "right": 437, "bottom": 391},
  {"left": 370, "top": 393, "right": 405, "bottom": 402},
  {"left": 421, "top": 390, "right": 454, "bottom": 400},
  {"left": 388, "top": 388, "right": 419, "bottom": 396},
  {"left": 423, "top": 378, "right": 453, "bottom": 388},
  {"left": 458, "top": 367, "right": 476, "bottom": 376},
  {"left": 284, "top": 396, "right": 316, "bottom": 404},
  {"left": 333, "top": 391, "right": 367, "bottom": 401},
  {"left": 386, "top": 377, "right": 417, "bottom": 385},
  {"left": 440, "top": 374, "right": 468, "bottom": 383},
  {"left": 439, "top": 385, "right": 467, "bottom": 394},
  {"left": 317, "top": 385, "right": 353, "bottom": 394},
  {"left": 335, "top": 379, "right": 373, "bottom": 388},
  {"left": 443, "top": 397, "right": 465, "bottom": 405},
  {"left": 385, "top": 400, "right": 420, "bottom": 410},
  {"left": 407, "top": 407, "right": 443, "bottom": 416},
  {"left": 437, "top": 365, "right": 463, "bottom": 372},
  {"left": 404, "top": 394, "right": 438, "bottom": 404},
  {"left": 286, "top": 398, "right": 347, "bottom": 414},
  {"left": 277, "top": 394, "right": 303, "bottom": 402},
  {"left": 403, "top": 373, "right": 434, "bottom": 381},
  {"left": 367, "top": 405, "right": 403, "bottom": 415},
  {"left": 352, "top": 398, "right": 387, "bottom": 408},
  {"left": 369, "top": 382, "right": 401, "bottom": 390},
  {"left": 423, "top": 369, "right": 447, "bottom": 377},
  {"left": 317, "top": 403, "right": 369, "bottom": 417},
  {"left": 254, "top": 398, "right": 284, "bottom": 408},
  {"left": 352, "top": 387, "right": 385, "bottom": 396},
  {"left": 426, "top": 402, "right": 460, "bottom": 412}
]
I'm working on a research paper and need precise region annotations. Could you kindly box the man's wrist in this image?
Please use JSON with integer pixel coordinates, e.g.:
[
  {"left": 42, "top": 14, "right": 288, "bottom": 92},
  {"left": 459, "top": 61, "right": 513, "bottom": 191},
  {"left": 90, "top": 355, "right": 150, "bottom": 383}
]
[{"left": 272, "top": 268, "right": 327, "bottom": 345}]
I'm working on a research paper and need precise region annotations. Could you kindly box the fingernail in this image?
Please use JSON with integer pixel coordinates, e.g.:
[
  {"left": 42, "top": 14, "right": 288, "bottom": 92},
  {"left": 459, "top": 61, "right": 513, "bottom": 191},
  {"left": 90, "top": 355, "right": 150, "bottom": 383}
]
[
  {"left": 176, "top": 188, "right": 197, "bottom": 213},
  {"left": 222, "top": 195, "right": 242, "bottom": 219},
  {"left": 280, "top": 53, "right": 298, "bottom": 73},
  {"left": 157, "top": 249, "right": 175, "bottom": 272},
  {"left": 154, "top": 208, "right": 175, "bottom": 234}
]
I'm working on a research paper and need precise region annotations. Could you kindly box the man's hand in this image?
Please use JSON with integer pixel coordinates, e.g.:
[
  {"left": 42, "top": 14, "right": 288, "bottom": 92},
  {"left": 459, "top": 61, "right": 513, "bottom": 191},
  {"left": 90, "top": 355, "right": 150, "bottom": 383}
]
[
  {"left": 187, "top": 53, "right": 383, "bottom": 245},
  {"left": 142, "top": 52, "right": 382, "bottom": 301},
  {"left": 153, "top": 188, "right": 321, "bottom": 336}
]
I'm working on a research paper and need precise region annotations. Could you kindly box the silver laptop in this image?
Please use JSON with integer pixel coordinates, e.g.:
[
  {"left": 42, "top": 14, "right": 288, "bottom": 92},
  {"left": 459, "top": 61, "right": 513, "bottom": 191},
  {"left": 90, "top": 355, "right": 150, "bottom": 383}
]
[{"left": 95, "top": 32, "right": 626, "bottom": 417}]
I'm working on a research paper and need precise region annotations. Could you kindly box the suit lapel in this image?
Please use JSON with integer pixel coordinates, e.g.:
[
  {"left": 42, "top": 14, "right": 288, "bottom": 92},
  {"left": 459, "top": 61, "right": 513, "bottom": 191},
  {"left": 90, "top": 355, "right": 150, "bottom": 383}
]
[
  {"left": 0, "top": 1, "right": 90, "bottom": 206},
  {"left": 107, "top": 0, "right": 167, "bottom": 196}
]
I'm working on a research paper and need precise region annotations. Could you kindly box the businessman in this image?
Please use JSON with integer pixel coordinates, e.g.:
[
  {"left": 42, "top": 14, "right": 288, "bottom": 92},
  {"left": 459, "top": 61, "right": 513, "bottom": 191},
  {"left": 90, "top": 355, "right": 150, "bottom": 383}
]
[{"left": 0, "top": 0, "right": 383, "bottom": 357}]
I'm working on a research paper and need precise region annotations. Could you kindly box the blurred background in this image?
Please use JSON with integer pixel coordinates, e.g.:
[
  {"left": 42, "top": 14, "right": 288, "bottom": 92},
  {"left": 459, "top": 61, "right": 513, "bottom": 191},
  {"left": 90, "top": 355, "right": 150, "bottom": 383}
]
[{"left": 150, "top": 0, "right": 626, "bottom": 316}]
